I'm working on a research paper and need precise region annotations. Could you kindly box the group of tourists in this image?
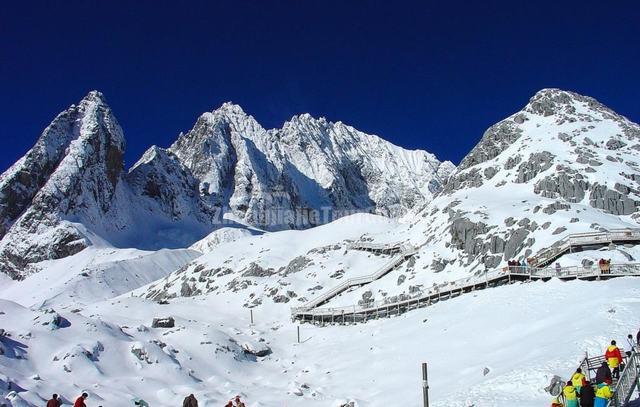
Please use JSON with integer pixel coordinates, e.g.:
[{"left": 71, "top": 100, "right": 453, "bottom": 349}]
[
  {"left": 598, "top": 258, "right": 612, "bottom": 274},
  {"left": 507, "top": 259, "right": 528, "bottom": 271},
  {"left": 551, "top": 329, "right": 640, "bottom": 407},
  {"left": 44, "top": 392, "right": 247, "bottom": 406},
  {"left": 183, "top": 393, "right": 247, "bottom": 407},
  {"left": 46, "top": 393, "right": 93, "bottom": 407}
]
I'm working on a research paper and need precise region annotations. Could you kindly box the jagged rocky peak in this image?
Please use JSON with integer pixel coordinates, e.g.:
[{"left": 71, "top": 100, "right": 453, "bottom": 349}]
[
  {"left": 524, "top": 88, "right": 614, "bottom": 118},
  {"left": 0, "top": 91, "right": 129, "bottom": 278},
  {"left": 163, "top": 100, "right": 453, "bottom": 226},
  {"left": 0, "top": 90, "right": 124, "bottom": 238},
  {"left": 416, "top": 88, "right": 640, "bottom": 275},
  {"left": 455, "top": 88, "right": 638, "bottom": 175}
]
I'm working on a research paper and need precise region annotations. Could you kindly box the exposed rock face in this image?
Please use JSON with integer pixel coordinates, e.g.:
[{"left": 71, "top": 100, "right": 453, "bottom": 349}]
[
  {"left": 590, "top": 184, "right": 638, "bottom": 215},
  {"left": 534, "top": 170, "right": 589, "bottom": 203},
  {"left": 457, "top": 120, "right": 523, "bottom": 170},
  {"left": 283, "top": 256, "right": 313, "bottom": 276},
  {"left": 503, "top": 228, "right": 529, "bottom": 261},
  {"left": 449, "top": 217, "right": 490, "bottom": 261},
  {"left": 516, "top": 152, "right": 554, "bottom": 183},
  {"left": 241, "top": 342, "right": 272, "bottom": 358}
]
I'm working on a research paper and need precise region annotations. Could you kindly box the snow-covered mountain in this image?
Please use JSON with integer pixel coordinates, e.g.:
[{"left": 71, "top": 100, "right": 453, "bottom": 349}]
[
  {"left": 406, "top": 88, "right": 640, "bottom": 274},
  {"left": 160, "top": 102, "right": 454, "bottom": 227},
  {"left": 2, "top": 88, "right": 640, "bottom": 407},
  {"left": 0, "top": 92, "right": 129, "bottom": 279},
  {"left": 0, "top": 92, "right": 452, "bottom": 279}
]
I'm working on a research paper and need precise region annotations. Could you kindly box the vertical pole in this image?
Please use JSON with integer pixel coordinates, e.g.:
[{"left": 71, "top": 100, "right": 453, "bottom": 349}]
[
  {"left": 250, "top": 309, "right": 254, "bottom": 325},
  {"left": 422, "top": 362, "right": 429, "bottom": 407},
  {"left": 297, "top": 325, "right": 300, "bottom": 344}
]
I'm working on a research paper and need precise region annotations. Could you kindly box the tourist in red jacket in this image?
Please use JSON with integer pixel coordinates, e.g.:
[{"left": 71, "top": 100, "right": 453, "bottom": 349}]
[
  {"left": 605, "top": 340, "right": 624, "bottom": 378},
  {"left": 74, "top": 393, "right": 88, "bottom": 407},
  {"left": 46, "top": 394, "right": 62, "bottom": 407}
]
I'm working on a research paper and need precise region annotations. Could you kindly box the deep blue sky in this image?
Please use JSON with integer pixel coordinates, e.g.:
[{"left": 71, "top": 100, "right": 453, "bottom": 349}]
[{"left": 1, "top": 1, "right": 638, "bottom": 171}]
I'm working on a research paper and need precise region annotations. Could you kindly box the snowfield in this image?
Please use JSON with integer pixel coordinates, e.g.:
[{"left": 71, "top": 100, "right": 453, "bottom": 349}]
[{"left": 1, "top": 276, "right": 640, "bottom": 406}]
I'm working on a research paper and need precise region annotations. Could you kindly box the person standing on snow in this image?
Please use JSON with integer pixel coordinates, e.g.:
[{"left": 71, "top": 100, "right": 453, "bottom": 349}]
[
  {"left": 183, "top": 394, "right": 198, "bottom": 407},
  {"left": 595, "top": 361, "right": 612, "bottom": 384},
  {"left": 47, "top": 394, "right": 62, "bottom": 407},
  {"left": 626, "top": 334, "right": 636, "bottom": 354},
  {"left": 233, "top": 395, "right": 246, "bottom": 407},
  {"left": 571, "top": 367, "right": 587, "bottom": 395},
  {"left": 563, "top": 380, "right": 578, "bottom": 407},
  {"left": 594, "top": 379, "right": 613, "bottom": 407},
  {"left": 605, "top": 340, "right": 624, "bottom": 379},
  {"left": 580, "top": 380, "right": 595, "bottom": 407},
  {"left": 74, "top": 393, "right": 88, "bottom": 407}
]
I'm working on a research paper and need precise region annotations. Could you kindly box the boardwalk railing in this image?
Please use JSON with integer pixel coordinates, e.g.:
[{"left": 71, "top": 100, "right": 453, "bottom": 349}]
[
  {"left": 293, "top": 263, "right": 640, "bottom": 323},
  {"left": 347, "top": 241, "right": 407, "bottom": 254},
  {"left": 609, "top": 348, "right": 640, "bottom": 406},
  {"left": 293, "top": 228, "right": 640, "bottom": 324},
  {"left": 529, "top": 228, "right": 640, "bottom": 268},
  {"left": 298, "top": 245, "right": 417, "bottom": 310},
  {"left": 574, "top": 348, "right": 640, "bottom": 407}
]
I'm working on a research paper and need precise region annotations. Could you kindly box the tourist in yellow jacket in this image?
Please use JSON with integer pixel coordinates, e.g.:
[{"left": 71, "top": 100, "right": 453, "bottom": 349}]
[
  {"left": 571, "top": 367, "right": 587, "bottom": 394},
  {"left": 563, "top": 381, "right": 578, "bottom": 407},
  {"left": 594, "top": 379, "right": 613, "bottom": 407}
]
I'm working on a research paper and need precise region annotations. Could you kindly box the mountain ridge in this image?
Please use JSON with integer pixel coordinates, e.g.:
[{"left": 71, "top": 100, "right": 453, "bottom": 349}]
[{"left": 0, "top": 91, "right": 452, "bottom": 278}]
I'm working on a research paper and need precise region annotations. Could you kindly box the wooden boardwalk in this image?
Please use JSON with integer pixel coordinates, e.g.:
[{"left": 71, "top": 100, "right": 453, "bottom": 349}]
[
  {"left": 292, "top": 228, "right": 640, "bottom": 326},
  {"left": 292, "top": 264, "right": 640, "bottom": 325},
  {"left": 528, "top": 229, "right": 640, "bottom": 268}
]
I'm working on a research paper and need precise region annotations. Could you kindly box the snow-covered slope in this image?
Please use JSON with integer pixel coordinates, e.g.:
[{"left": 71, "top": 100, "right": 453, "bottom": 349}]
[
  {"left": 144, "top": 213, "right": 401, "bottom": 306},
  {"left": 0, "top": 93, "right": 451, "bottom": 279},
  {"left": 2, "top": 277, "right": 640, "bottom": 407},
  {"left": 0, "top": 247, "right": 200, "bottom": 308}
]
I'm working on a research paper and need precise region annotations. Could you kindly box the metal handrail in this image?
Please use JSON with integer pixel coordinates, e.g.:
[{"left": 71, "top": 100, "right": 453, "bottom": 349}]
[
  {"left": 608, "top": 349, "right": 640, "bottom": 407},
  {"left": 348, "top": 241, "right": 405, "bottom": 251},
  {"left": 529, "top": 228, "right": 640, "bottom": 267},
  {"left": 293, "top": 228, "right": 640, "bottom": 319},
  {"left": 296, "top": 246, "right": 417, "bottom": 311},
  {"left": 293, "top": 264, "right": 640, "bottom": 317}
]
